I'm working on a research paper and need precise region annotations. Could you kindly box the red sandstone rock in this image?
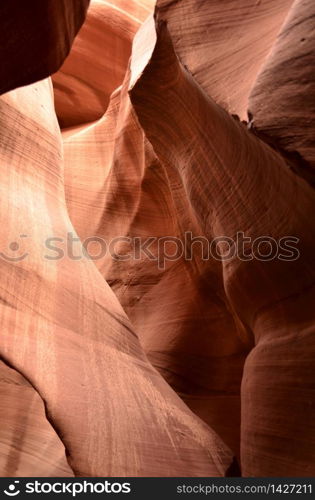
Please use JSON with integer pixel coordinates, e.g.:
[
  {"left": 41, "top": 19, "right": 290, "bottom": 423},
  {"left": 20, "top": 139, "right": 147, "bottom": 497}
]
[
  {"left": 0, "top": 0, "right": 314, "bottom": 478},
  {"left": 0, "top": 0, "right": 89, "bottom": 96},
  {"left": 0, "top": 362, "right": 72, "bottom": 477},
  {"left": 129, "top": 18, "right": 315, "bottom": 476},
  {"left": 53, "top": 0, "right": 154, "bottom": 127},
  {"left": 249, "top": 0, "right": 315, "bottom": 178},
  {"left": 0, "top": 78, "right": 232, "bottom": 477}
]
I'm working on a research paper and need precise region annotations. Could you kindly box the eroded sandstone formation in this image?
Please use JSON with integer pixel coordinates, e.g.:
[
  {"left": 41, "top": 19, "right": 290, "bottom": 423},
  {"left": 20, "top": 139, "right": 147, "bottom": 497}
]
[{"left": 0, "top": 0, "right": 314, "bottom": 477}]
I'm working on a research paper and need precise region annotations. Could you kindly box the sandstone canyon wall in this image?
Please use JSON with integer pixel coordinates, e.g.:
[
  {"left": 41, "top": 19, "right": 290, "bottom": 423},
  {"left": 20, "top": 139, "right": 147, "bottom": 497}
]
[{"left": 0, "top": 0, "right": 314, "bottom": 477}]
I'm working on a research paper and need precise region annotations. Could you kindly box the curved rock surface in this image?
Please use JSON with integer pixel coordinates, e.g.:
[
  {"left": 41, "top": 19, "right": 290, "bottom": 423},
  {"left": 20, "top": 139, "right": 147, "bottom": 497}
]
[
  {"left": 0, "top": 0, "right": 314, "bottom": 478},
  {"left": 154, "top": 0, "right": 295, "bottom": 119},
  {"left": 129, "top": 19, "right": 315, "bottom": 476},
  {"left": 249, "top": 0, "right": 315, "bottom": 179},
  {"left": 0, "top": 79, "right": 232, "bottom": 476},
  {"left": 53, "top": 0, "right": 154, "bottom": 127},
  {"left": 0, "top": 0, "right": 89, "bottom": 96},
  {"left": 0, "top": 361, "right": 72, "bottom": 477}
]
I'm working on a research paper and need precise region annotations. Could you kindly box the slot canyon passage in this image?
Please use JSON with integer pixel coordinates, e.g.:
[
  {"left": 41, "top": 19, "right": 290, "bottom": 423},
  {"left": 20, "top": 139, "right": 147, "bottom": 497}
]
[{"left": 0, "top": 0, "right": 314, "bottom": 477}]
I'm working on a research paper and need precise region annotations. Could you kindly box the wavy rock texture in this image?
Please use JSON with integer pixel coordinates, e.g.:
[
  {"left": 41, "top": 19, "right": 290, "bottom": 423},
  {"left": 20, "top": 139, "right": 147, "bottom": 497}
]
[
  {"left": 0, "top": 0, "right": 314, "bottom": 478},
  {"left": 249, "top": 0, "right": 315, "bottom": 178},
  {"left": 0, "top": 80, "right": 232, "bottom": 477},
  {"left": 62, "top": 16, "right": 249, "bottom": 462},
  {"left": 154, "top": 0, "right": 295, "bottom": 119},
  {"left": 129, "top": 19, "right": 315, "bottom": 476},
  {"left": 53, "top": 0, "right": 154, "bottom": 127},
  {"left": 0, "top": 361, "right": 72, "bottom": 477},
  {"left": 0, "top": 0, "right": 89, "bottom": 96}
]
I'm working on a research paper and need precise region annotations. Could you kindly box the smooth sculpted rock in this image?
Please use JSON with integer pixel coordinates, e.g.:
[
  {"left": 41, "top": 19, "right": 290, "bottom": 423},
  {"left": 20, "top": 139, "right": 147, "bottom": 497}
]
[{"left": 0, "top": 0, "right": 314, "bottom": 478}]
